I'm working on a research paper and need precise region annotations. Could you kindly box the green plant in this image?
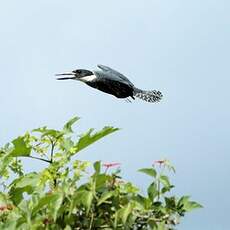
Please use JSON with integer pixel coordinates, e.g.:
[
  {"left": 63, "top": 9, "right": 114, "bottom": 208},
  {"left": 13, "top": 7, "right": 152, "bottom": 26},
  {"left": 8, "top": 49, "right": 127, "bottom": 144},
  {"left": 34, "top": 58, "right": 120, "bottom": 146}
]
[{"left": 0, "top": 117, "right": 202, "bottom": 229}]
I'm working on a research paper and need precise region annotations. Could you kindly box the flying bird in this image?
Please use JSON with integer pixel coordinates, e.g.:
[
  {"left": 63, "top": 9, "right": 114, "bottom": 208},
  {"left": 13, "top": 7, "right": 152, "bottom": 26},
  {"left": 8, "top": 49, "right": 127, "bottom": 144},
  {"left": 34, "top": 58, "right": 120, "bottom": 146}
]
[{"left": 56, "top": 64, "right": 163, "bottom": 103}]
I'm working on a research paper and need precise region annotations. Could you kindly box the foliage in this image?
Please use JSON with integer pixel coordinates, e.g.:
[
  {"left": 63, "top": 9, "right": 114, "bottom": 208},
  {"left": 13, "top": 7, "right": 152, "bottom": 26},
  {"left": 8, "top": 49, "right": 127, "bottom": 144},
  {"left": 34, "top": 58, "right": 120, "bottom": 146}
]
[{"left": 0, "top": 117, "right": 202, "bottom": 229}]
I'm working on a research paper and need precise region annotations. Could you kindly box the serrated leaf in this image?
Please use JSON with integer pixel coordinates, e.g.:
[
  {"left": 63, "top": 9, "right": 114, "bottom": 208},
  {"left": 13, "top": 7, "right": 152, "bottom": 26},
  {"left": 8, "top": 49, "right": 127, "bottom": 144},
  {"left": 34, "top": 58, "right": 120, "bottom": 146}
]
[
  {"left": 97, "top": 191, "right": 114, "bottom": 206},
  {"left": 32, "top": 126, "right": 47, "bottom": 133},
  {"left": 61, "top": 137, "right": 74, "bottom": 152},
  {"left": 10, "top": 136, "right": 32, "bottom": 157},
  {"left": 9, "top": 173, "right": 40, "bottom": 204},
  {"left": 0, "top": 153, "right": 12, "bottom": 176},
  {"left": 138, "top": 168, "right": 157, "bottom": 178},
  {"left": 73, "top": 126, "right": 119, "bottom": 155},
  {"left": 10, "top": 173, "right": 40, "bottom": 189},
  {"left": 63, "top": 116, "right": 80, "bottom": 134},
  {"left": 33, "top": 127, "right": 63, "bottom": 139}
]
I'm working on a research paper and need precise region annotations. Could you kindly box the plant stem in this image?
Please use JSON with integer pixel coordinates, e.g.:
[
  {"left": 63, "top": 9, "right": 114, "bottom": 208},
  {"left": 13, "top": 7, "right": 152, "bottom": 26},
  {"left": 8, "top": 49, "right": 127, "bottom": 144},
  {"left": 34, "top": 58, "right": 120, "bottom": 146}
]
[
  {"left": 23, "top": 155, "right": 51, "bottom": 164},
  {"left": 157, "top": 177, "right": 160, "bottom": 200},
  {"left": 89, "top": 212, "right": 94, "bottom": 230},
  {"left": 49, "top": 139, "right": 55, "bottom": 164}
]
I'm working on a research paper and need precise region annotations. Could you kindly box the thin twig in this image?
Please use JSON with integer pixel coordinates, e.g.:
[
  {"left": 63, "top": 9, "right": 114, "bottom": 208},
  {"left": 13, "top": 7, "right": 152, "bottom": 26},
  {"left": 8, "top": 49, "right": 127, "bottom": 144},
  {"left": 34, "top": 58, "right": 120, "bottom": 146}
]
[
  {"left": 50, "top": 141, "right": 55, "bottom": 164},
  {"left": 47, "top": 136, "right": 55, "bottom": 164},
  {"left": 48, "top": 135, "right": 61, "bottom": 164},
  {"left": 22, "top": 155, "right": 51, "bottom": 163}
]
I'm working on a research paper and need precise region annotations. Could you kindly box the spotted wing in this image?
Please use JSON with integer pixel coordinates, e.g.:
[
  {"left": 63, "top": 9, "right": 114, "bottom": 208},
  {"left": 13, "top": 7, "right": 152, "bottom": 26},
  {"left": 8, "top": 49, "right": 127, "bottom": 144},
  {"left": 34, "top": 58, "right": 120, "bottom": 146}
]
[{"left": 97, "top": 64, "right": 134, "bottom": 86}]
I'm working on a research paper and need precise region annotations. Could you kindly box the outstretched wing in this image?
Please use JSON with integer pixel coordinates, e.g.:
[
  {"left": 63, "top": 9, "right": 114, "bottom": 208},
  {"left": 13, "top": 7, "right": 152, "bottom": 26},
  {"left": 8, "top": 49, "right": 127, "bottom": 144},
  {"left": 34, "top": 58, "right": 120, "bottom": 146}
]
[{"left": 97, "top": 64, "right": 134, "bottom": 86}]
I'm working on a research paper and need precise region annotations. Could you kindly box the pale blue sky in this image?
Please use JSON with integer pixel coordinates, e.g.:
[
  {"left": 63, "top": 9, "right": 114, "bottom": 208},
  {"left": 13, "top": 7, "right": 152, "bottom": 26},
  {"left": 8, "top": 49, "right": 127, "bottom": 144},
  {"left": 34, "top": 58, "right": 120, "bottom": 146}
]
[{"left": 0, "top": 1, "right": 229, "bottom": 229}]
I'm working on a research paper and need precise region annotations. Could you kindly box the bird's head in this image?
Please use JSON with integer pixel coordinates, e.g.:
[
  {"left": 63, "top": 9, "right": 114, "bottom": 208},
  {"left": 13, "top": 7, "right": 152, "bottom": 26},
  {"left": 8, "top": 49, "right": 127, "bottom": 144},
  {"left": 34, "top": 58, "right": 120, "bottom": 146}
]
[{"left": 56, "top": 69, "right": 94, "bottom": 81}]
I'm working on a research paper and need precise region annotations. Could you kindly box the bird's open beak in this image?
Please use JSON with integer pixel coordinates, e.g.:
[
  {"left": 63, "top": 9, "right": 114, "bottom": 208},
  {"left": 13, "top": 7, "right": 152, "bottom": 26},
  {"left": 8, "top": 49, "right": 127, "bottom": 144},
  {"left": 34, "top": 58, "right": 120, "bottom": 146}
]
[
  {"left": 55, "top": 72, "right": 75, "bottom": 76},
  {"left": 55, "top": 72, "right": 76, "bottom": 80}
]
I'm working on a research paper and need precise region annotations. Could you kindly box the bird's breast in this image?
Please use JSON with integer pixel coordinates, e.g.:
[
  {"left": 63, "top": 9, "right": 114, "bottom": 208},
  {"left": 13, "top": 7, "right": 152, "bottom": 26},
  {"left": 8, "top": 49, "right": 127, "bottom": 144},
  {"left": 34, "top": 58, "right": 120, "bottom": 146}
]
[
  {"left": 86, "top": 79, "right": 134, "bottom": 98},
  {"left": 80, "top": 74, "right": 97, "bottom": 82}
]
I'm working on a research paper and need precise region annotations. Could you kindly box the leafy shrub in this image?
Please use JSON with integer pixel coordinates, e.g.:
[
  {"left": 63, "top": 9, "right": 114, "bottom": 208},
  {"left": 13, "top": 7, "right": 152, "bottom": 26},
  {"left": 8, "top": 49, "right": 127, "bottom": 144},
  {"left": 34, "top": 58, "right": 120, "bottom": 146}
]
[{"left": 0, "top": 117, "right": 202, "bottom": 229}]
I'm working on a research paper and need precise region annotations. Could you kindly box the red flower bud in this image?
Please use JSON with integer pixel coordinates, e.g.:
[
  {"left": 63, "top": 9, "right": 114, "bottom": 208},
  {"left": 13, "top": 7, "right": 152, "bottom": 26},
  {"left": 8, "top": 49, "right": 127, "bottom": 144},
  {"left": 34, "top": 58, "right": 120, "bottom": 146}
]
[{"left": 154, "top": 160, "right": 165, "bottom": 165}]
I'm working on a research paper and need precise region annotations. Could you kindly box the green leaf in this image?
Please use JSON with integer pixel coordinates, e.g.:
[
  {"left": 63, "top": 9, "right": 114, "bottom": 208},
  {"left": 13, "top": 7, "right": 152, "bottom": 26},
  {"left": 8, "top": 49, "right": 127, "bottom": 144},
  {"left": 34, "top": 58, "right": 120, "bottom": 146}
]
[
  {"left": 69, "top": 190, "right": 86, "bottom": 215},
  {"left": 120, "top": 202, "right": 134, "bottom": 224},
  {"left": 178, "top": 196, "right": 190, "bottom": 207},
  {"left": 10, "top": 136, "right": 32, "bottom": 157},
  {"left": 97, "top": 191, "right": 114, "bottom": 206},
  {"left": 95, "top": 174, "right": 108, "bottom": 189},
  {"left": 147, "top": 182, "right": 158, "bottom": 201},
  {"left": 0, "top": 117, "right": 203, "bottom": 228},
  {"left": 9, "top": 173, "right": 40, "bottom": 204},
  {"left": 123, "top": 182, "right": 139, "bottom": 194},
  {"left": 93, "top": 161, "right": 101, "bottom": 174},
  {"left": 32, "top": 192, "right": 63, "bottom": 220},
  {"left": 61, "top": 137, "right": 74, "bottom": 152},
  {"left": 133, "top": 194, "right": 152, "bottom": 209},
  {"left": 81, "top": 191, "right": 94, "bottom": 214},
  {"left": 159, "top": 175, "right": 170, "bottom": 187},
  {"left": 74, "top": 126, "right": 119, "bottom": 155},
  {"left": 63, "top": 116, "right": 80, "bottom": 134},
  {"left": 49, "top": 192, "right": 64, "bottom": 221},
  {"left": 0, "top": 152, "right": 12, "bottom": 176},
  {"left": 185, "top": 201, "right": 203, "bottom": 211},
  {"left": 33, "top": 127, "right": 63, "bottom": 140},
  {"left": 165, "top": 197, "right": 176, "bottom": 209},
  {"left": 10, "top": 173, "right": 40, "bottom": 188},
  {"left": 0, "top": 192, "right": 8, "bottom": 206},
  {"left": 161, "top": 185, "right": 174, "bottom": 194},
  {"left": 178, "top": 196, "right": 203, "bottom": 211},
  {"left": 138, "top": 168, "right": 157, "bottom": 178}
]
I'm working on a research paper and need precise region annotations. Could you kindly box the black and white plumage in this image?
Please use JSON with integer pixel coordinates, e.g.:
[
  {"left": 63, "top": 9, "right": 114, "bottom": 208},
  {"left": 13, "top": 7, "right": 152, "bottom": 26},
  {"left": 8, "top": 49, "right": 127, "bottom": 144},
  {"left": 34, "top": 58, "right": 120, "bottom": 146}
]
[{"left": 56, "top": 64, "right": 163, "bottom": 103}]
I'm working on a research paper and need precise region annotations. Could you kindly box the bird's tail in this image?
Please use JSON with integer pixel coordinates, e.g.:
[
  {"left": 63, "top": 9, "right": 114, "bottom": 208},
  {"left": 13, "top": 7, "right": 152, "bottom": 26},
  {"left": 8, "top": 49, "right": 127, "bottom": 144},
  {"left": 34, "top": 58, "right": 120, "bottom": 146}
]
[{"left": 133, "top": 87, "right": 163, "bottom": 103}]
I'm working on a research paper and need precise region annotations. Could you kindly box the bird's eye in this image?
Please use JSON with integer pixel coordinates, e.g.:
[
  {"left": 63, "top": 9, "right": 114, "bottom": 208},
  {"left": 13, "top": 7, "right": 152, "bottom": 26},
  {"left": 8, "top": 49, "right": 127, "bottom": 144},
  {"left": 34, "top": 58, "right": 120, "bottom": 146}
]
[{"left": 73, "top": 70, "right": 81, "bottom": 74}]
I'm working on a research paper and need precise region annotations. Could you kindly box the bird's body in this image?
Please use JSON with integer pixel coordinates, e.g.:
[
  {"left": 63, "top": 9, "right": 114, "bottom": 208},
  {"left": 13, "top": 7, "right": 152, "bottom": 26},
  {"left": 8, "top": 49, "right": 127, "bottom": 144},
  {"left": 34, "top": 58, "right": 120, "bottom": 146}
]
[{"left": 56, "top": 64, "right": 163, "bottom": 103}]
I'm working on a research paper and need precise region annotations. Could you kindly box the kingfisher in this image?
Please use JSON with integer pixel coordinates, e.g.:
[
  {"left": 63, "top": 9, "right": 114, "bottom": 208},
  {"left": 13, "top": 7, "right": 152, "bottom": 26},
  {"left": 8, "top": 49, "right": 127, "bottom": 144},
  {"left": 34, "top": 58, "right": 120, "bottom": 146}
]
[{"left": 56, "top": 64, "right": 163, "bottom": 103}]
